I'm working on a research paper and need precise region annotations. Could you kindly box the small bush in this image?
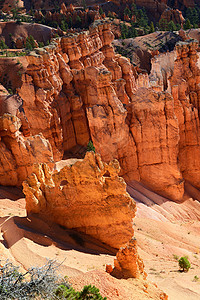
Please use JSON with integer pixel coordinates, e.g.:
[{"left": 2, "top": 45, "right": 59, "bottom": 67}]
[
  {"left": 173, "top": 254, "right": 179, "bottom": 261},
  {"left": 193, "top": 275, "right": 199, "bottom": 282},
  {"left": 178, "top": 256, "right": 191, "bottom": 272},
  {"left": 87, "top": 141, "right": 95, "bottom": 153},
  {"left": 55, "top": 284, "right": 107, "bottom": 299}
]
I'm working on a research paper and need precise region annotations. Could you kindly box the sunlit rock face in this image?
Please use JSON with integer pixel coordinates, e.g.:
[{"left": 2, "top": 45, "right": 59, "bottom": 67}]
[
  {"left": 1, "top": 20, "right": 200, "bottom": 202},
  {"left": 23, "top": 152, "right": 136, "bottom": 249}
]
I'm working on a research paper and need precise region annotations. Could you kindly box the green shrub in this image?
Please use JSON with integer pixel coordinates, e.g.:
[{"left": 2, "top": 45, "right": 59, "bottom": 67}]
[
  {"left": 38, "top": 41, "right": 44, "bottom": 48},
  {"left": 55, "top": 284, "right": 106, "bottom": 299},
  {"left": 25, "top": 35, "right": 35, "bottom": 51},
  {"left": 87, "top": 141, "right": 95, "bottom": 153},
  {"left": 0, "top": 40, "right": 8, "bottom": 50},
  {"left": 178, "top": 256, "right": 191, "bottom": 272},
  {"left": 193, "top": 275, "right": 199, "bottom": 282}
]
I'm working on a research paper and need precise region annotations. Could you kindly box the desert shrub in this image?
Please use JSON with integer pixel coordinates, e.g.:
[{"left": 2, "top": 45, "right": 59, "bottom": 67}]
[
  {"left": 0, "top": 259, "right": 69, "bottom": 299},
  {"left": 55, "top": 284, "right": 107, "bottom": 299},
  {"left": 193, "top": 275, "right": 199, "bottom": 282},
  {"left": 0, "top": 259, "right": 106, "bottom": 299},
  {"left": 178, "top": 256, "right": 191, "bottom": 272},
  {"left": 87, "top": 141, "right": 95, "bottom": 153},
  {"left": 38, "top": 41, "right": 44, "bottom": 48},
  {"left": 173, "top": 254, "right": 179, "bottom": 261}
]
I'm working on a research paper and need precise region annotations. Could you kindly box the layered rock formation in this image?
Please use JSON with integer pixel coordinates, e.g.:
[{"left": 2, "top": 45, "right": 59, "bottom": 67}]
[
  {"left": 1, "top": 21, "right": 200, "bottom": 202},
  {"left": 134, "top": 0, "right": 187, "bottom": 23},
  {"left": 23, "top": 151, "right": 136, "bottom": 249},
  {"left": 111, "top": 238, "right": 146, "bottom": 279},
  {"left": 170, "top": 40, "right": 200, "bottom": 189},
  {"left": 13, "top": 21, "right": 140, "bottom": 182},
  {"left": 34, "top": 4, "right": 101, "bottom": 30},
  {"left": 160, "top": 8, "right": 184, "bottom": 25},
  {"left": 128, "top": 88, "right": 184, "bottom": 201},
  {"left": 0, "top": 113, "right": 53, "bottom": 185}
]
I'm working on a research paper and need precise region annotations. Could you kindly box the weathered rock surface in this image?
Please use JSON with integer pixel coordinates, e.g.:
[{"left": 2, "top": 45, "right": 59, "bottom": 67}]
[
  {"left": 1, "top": 21, "right": 200, "bottom": 202},
  {"left": 23, "top": 151, "right": 136, "bottom": 249},
  {"left": 111, "top": 238, "right": 146, "bottom": 279},
  {"left": 170, "top": 40, "right": 200, "bottom": 190},
  {"left": 0, "top": 113, "right": 54, "bottom": 186},
  {"left": 129, "top": 88, "right": 184, "bottom": 201},
  {"left": 15, "top": 21, "right": 140, "bottom": 182}
]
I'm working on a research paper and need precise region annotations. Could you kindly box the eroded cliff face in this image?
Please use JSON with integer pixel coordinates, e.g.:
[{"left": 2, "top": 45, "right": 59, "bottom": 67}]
[
  {"left": 0, "top": 113, "right": 54, "bottom": 185},
  {"left": 15, "top": 21, "right": 140, "bottom": 183},
  {"left": 170, "top": 40, "right": 200, "bottom": 189},
  {"left": 1, "top": 21, "right": 200, "bottom": 202},
  {"left": 23, "top": 151, "right": 136, "bottom": 250},
  {"left": 129, "top": 88, "right": 184, "bottom": 201}
]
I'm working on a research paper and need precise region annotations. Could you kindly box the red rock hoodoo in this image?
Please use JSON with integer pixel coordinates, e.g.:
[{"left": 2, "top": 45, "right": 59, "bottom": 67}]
[{"left": 23, "top": 151, "right": 136, "bottom": 250}]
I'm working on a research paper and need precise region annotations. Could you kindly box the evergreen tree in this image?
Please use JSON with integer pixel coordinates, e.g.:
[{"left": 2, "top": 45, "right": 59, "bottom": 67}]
[
  {"left": 121, "top": 23, "right": 129, "bottom": 39},
  {"left": 159, "top": 18, "right": 168, "bottom": 30},
  {"left": 75, "top": 15, "right": 82, "bottom": 28},
  {"left": 131, "top": 3, "right": 137, "bottom": 15},
  {"left": 61, "top": 19, "right": 68, "bottom": 31},
  {"left": 186, "top": 7, "right": 199, "bottom": 27},
  {"left": 149, "top": 21, "right": 155, "bottom": 33},
  {"left": 99, "top": 7, "right": 104, "bottom": 15},
  {"left": 184, "top": 18, "right": 192, "bottom": 30},
  {"left": 0, "top": 40, "right": 7, "bottom": 49},
  {"left": 124, "top": 7, "right": 131, "bottom": 18},
  {"left": 87, "top": 141, "right": 95, "bottom": 153},
  {"left": 130, "top": 24, "right": 138, "bottom": 37},
  {"left": 167, "top": 20, "right": 176, "bottom": 32}
]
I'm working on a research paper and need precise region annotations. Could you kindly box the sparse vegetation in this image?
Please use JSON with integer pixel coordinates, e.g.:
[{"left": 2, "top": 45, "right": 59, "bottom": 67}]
[
  {"left": 87, "top": 141, "right": 96, "bottom": 153},
  {"left": 0, "top": 40, "right": 8, "bottom": 50},
  {"left": 173, "top": 254, "right": 179, "bottom": 261},
  {"left": 0, "top": 259, "right": 106, "bottom": 299},
  {"left": 193, "top": 275, "right": 199, "bottom": 282},
  {"left": 178, "top": 256, "right": 191, "bottom": 272},
  {"left": 55, "top": 284, "right": 107, "bottom": 299},
  {"left": 25, "top": 35, "right": 35, "bottom": 51},
  {"left": 0, "top": 259, "right": 68, "bottom": 299},
  {"left": 0, "top": 50, "right": 26, "bottom": 57}
]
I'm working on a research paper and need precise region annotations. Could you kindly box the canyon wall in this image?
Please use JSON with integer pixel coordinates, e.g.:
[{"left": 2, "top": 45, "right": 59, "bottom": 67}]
[
  {"left": 0, "top": 112, "right": 54, "bottom": 185},
  {"left": 1, "top": 22, "right": 200, "bottom": 201}
]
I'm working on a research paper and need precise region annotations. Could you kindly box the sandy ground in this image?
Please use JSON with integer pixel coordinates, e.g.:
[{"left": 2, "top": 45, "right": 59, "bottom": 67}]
[
  {"left": 128, "top": 181, "right": 200, "bottom": 300},
  {"left": 0, "top": 182, "right": 200, "bottom": 299}
]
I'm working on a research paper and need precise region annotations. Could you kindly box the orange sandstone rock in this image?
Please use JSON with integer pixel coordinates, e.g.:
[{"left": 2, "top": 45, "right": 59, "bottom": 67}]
[
  {"left": 111, "top": 238, "right": 146, "bottom": 279},
  {"left": 0, "top": 113, "right": 54, "bottom": 186},
  {"left": 170, "top": 40, "right": 200, "bottom": 190},
  {"left": 23, "top": 151, "right": 136, "bottom": 249},
  {"left": 129, "top": 88, "right": 184, "bottom": 201}
]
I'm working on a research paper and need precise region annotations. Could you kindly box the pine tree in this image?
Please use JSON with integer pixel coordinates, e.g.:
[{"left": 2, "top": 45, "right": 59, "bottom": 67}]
[
  {"left": 184, "top": 18, "right": 192, "bottom": 30},
  {"left": 159, "top": 18, "right": 168, "bottom": 30},
  {"left": 167, "top": 21, "right": 176, "bottom": 32},
  {"left": 150, "top": 21, "right": 155, "bottom": 33}
]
